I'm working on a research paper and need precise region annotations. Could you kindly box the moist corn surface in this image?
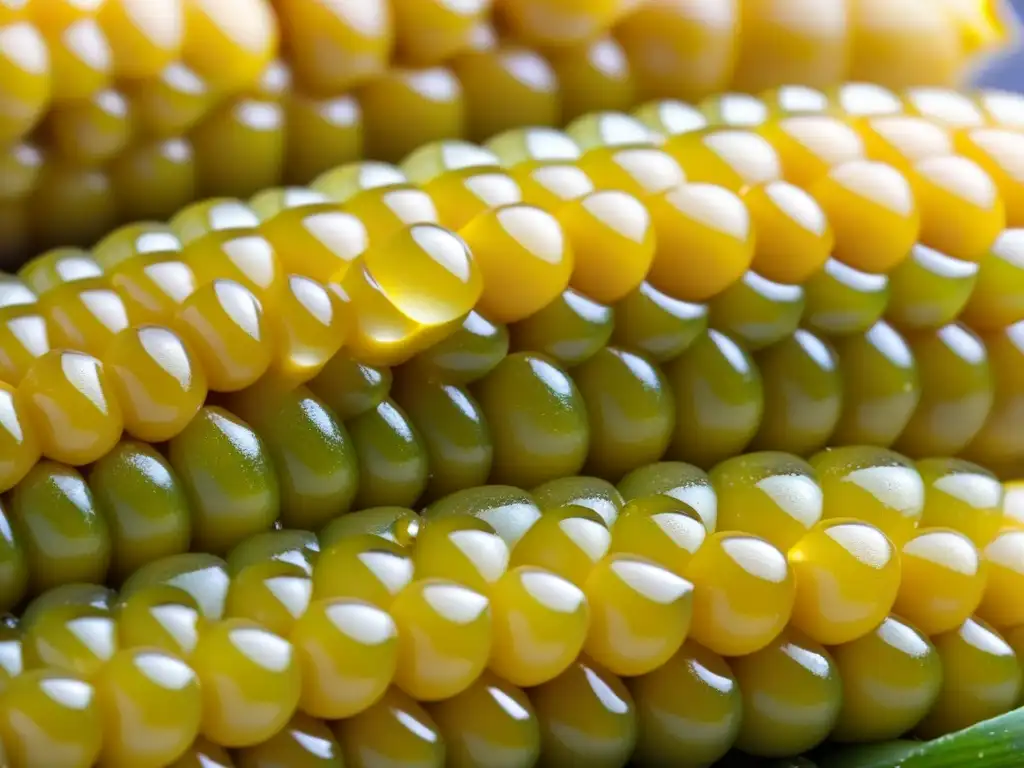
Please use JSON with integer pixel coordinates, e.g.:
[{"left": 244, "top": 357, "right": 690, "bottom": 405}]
[
  {"left": 0, "top": 447, "right": 1020, "bottom": 767},
  {"left": 0, "top": 0, "right": 1017, "bottom": 262},
  {"left": 0, "top": 253, "right": 1021, "bottom": 601},
  {"left": 3, "top": 27, "right": 1024, "bottom": 760},
  {"left": 5, "top": 84, "right": 1024, "bottom": 483}
]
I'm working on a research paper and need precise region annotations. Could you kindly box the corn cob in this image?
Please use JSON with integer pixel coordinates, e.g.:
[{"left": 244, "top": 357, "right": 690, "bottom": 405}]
[{"left": 0, "top": 0, "right": 1018, "bottom": 259}]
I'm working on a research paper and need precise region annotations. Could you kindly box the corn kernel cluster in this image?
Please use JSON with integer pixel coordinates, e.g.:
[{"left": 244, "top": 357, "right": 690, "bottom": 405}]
[
  {"left": 0, "top": 0, "right": 1015, "bottom": 261},
  {"left": 0, "top": 81, "right": 1022, "bottom": 766},
  {"left": 1, "top": 87, "right": 1024, "bottom": 495},
  {"left": 0, "top": 448, "right": 1021, "bottom": 768}
]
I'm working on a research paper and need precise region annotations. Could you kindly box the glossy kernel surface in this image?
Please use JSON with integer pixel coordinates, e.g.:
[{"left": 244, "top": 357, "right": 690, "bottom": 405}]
[
  {"left": 230, "top": 386, "right": 359, "bottom": 531},
  {"left": 424, "top": 485, "right": 542, "bottom": 551},
  {"left": 731, "top": 628, "right": 843, "bottom": 758},
  {"left": 617, "top": 461, "right": 718, "bottom": 535},
  {"left": 761, "top": 115, "right": 866, "bottom": 188},
  {"left": 610, "top": 281, "right": 708, "bottom": 364},
  {"left": 401, "top": 310, "right": 507, "bottom": 386},
  {"left": 742, "top": 179, "right": 833, "bottom": 285},
  {"left": 427, "top": 671, "right": 540, "bottom": 768},
  {"left": 424, "top": 170, "right": 522, "bottom": 232},
  {"left": 10, "top": 460, "right": 111, "bottom": 594},
  {"left": 346, "top": 398, "right": 428, "bottom": 510},
  {"left": 0, "top": 380, "right": 39, "bottom": 493},
  {"left": 223, "top": 559, "right": 312, "bottom": 640},
  {"left": 663, "top": 330, "right": 764, "bottom": 469},
  {"left": 916, "top": 458, "right": 1003, "bottom": 548},
  {"left": 172, "top": 279, "right": 272, "bottom": 393},
  {"left": 915, "top": 618, "right": 1022, "bottom": 739},
  {"left": 708, "top": 270, "right": 804, "bottom": 352},
  {"left": 811, "top": 446, "right": 925, "bottom": 547},
  {"left": 21, "top": 594, "right": 116, "bottom": 677},
  {"left": 628, "top": 640, "right": 741, "bottom": 767},
  {"left": 532, "top": 475, "right": 623, "bottom": 528},
  {"left": 509, "top": 505, "right": 610, "bottom": 588},
  {"left": 364, "top": 221, "right": 482, "bottom": 329},
  {"left": 977, "top": 529, "right": 1024, "bottom": 629},
  {"left": 120, "top": 552, "right": 230, "bottom": 625},
  {"left": 787, "top": 519, "right": 901, "bottom": 646},
  {"left": 393, "top": 378, "right": 492, "bottom": 503},
  {"left": 235, "top": 712, "right": 343, "bottom": 768},
  {"left": 549, "top": 37, "right": 633, "bottom": 124},
  {"left": 389, "top": 578, "right": 492, "bottom": 702},
  {"left": 290, "top": 597, "right": 398, "bottom": 721},
  {"left": 88, "top": 440, "right": 190, "bottom": 583},
  {"left": 474, "top": 352, "right": 589, "bottom": 489},
  {"left": 191, "top": 618, "right": 302, "bottom": 749},
  {"left": 750, "top": 329, "right": 842, "bottom": 456},
  {"left": 961, "top": 230, "right": 1024, "bottom": 331},
  {"left": 307, "top": 351, "right": 392, "bottom": 422},
  {"left": 254, "top": 192, "right": 366, "bottom": 284},
  {"left": 809, "top": 160, "right": 919, "bottom": 275},
  {"left": 168, "top": 406, "right": 279, "bottom": 556},
  {"left": 38, "top": 280, "right": 131, "bottom": 357},
  {"left": 488, "top": 566, "right": 589, "bottom": 689},
  {"left": 895, "top": 528, "right": 987, "bottom": 636},
  {"left": 19, "top": 350, "right": 123, "bottom": 466},
  {"left": 912, "top": 154, "right": 1006, "bottom": 263},
  {"left": 0, "top": 22, "right": 51, "bottom": 146},
  {"left": 312, "top": 535, "right": 414, "bottom": 610},
  {"left": 334, "top": 686, "right": 445, "bottom": 768},
  {"left": 452, "top": 48, "right": 559, "bottom": 143},
  {"left": 830, "top": 321, "right": 921, "bottom": 449},
  {"left": 583, "top": 554, "right": 693, "bottom": 678},
  {"left": 557, "top": 189, "right": 655, "bottom": 304},
  {"left": 0, "top": 500, "right": 26, "bottom": 611},
  {"left": 574, "top": 346, "right": 675, "bottom": 481},
  {"left": 576, "top": 145, "right": 686, "bottom": 201},
  {"left": 458, "top": 204, "right": 573, "bottom": 325},
  {"left": 358, "top": 67, "right": 465, "bottom": 163},
  {"left": 831, "top": 615, "right": 942, "bottom": 743},
  {"left": 529, "top": 657, "right": 637, "bottom": 768},
  {"left": 95, "top": 648, "right": 203, "bottom": 768},
  {"left": 0, "top": 670, "right": 102, "bottom": 768},
  {"left": 411, "top": 515, "right": 509, "bottom": 596},
  {"left": 685, "top": 532, "right": 794, "bottom": 657},
  {"left": 802, "top": 258, "right": 889, "bottom": 337},
  {"left": 885, "top": 243, "right": 979, "bottom": 331},
  {"left": 711, "top": 452, "right": 823, "bottom": 552},
  {"left": 893, "top": 325, "right": 994, "bottom": 458},
  {"left": 508, "top": 288, "right": 614, "bottom": 369},
  {"left": 664, "top": 129, "right": 781, "bottom": 192},
  {"left": 645, "top": 183, "right": 755, "bottom": 303},
  {"left": 610, "top": 495, "right": 706, "bottom": 579},
  {"left": 956, "top": 127, "right": 1024, "bottom": 228},
  {"left": 104, "top": 326, "right": 207, "bottom": 444},
  {"left": 856, "top": 115, "right": 953, "bottom": 173}
]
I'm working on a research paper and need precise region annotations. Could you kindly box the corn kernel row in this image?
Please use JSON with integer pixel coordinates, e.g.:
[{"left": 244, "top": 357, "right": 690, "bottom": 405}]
[
  {"left": 1, "top": 446, "right": 1023, "bottom": 765},
  {"left": 0, "top": 287, "right": 1022, "bottom": 599},
  {"left": 0, "top": 93, "right": 1015, "bottom": 606},
  {"left": 0, "top": 284, "right": 1015, "bottom": 616},
  {"left": 0, "top": 248, "right": 1010, "bottom": 483},
  {"left": 21, "top": 87, "right": 1024, "bottom": 330},
  {"left": 0, "top": 0, "right": 1010, "bottom": 149},
  {"left": 3, "top": 86, "right": 1023, "bottom": 351},
  {"left": 2, "top": 91, "right": 1024, "bottom": 484},
  {"left": 4, "top": 40, "right": 1024, "bottom": 266}
]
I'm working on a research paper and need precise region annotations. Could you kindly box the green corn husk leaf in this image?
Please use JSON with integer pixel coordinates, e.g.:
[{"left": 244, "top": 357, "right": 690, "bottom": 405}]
[{"left": 813, "top": 707, "right": 1024, "bottom": 768}]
